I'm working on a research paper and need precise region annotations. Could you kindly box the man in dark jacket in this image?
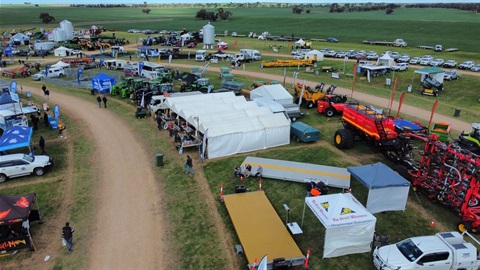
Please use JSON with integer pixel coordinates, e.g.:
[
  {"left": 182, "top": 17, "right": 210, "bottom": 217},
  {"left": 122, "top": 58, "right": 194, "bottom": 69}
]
[
  {"left": 39, "top": 136, "right": 46, "bottom": 155},
  {"left": 102, "top": 96, "right": 108, "bottom": 108},
  {"left": 62, "top": 222, "right": 75, "bottom": 253}
]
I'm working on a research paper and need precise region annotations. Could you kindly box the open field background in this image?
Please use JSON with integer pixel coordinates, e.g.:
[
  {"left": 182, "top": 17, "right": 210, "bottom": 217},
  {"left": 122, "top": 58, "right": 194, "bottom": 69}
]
[{"left": 0, "top": 5, "right": 479, "bottom": 270}]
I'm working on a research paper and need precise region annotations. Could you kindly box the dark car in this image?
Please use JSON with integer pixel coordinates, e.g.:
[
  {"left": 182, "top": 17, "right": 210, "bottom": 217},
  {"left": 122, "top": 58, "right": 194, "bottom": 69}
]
[{"left": 327, "top": 37, "right": 338, "bottom": 43}]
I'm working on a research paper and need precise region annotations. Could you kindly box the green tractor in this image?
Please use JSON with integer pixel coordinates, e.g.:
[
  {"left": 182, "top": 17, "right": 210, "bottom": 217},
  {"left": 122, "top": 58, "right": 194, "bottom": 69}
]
[
  {"left": 111, "top": 77, "right": 135, "bottom": 96},
  {"left": 180, "top": 78, "right": 214, "bottom": 93},
  {"left": 457, "top": 123, "right": 480, "bottom": 155}
]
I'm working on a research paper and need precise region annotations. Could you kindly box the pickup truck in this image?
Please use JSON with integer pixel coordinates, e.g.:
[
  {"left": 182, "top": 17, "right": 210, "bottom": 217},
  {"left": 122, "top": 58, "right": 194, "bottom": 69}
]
[{"left": 373, "top": 231, "right": 480, "bottom": 270}]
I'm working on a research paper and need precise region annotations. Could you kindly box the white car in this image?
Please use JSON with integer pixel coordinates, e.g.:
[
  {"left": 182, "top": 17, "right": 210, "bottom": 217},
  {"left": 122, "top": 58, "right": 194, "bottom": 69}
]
[
  {"left": 0, "top": 154, "right": 54, "bottom": 182},
  {"left": 430, "top": 58, "right": 445, "bottom": 66},
  {"left": 293, "top": 53, "right": 304, "bottom": 60},
  {"left": 391, "top": 63, "right": 409, "bottom": 71},
  {"left": 397, "top": 55, "right": 410, "bottom": 63},
  {"left": 459, "top": 61, "right": 475, "bottom": 70},
  {"left": 443, "top": 60, "right": 457, "bottom": 68},
  {"left": 31, "top": 67, "right": 65, "bottom": 81},
  {"left": 419, "top": 55, "right": 433, "bottom": 65},
  {"left": 409, "top": 57, "right": 421, "bottom": 64},
  {"left": 366, "top": 52, "right": 379, "bottom": 60},
  {"left": 471, "top": 64, "right": 480, "bottom": 72},
  {"left": 443, "top": 70, "right": 460, "bottom": 80}
]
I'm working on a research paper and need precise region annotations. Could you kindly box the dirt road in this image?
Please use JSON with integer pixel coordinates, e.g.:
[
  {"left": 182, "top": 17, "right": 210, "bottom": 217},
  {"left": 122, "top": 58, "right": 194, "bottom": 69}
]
[{"left": 20, "top": 84, "right": 170, "bottom": 269}]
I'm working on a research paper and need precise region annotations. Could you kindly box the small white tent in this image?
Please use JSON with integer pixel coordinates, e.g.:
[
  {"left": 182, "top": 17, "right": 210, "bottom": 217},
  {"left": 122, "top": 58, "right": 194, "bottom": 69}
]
[
  {"left": 250, "top": 84, "right": 293, "bottom": 105},
  {"left": 11, "top": 33, "right": 29, "bottom": 45},
  {"left": 295, "top": 39, "right": 305, "bottom": 47},
  {"left": 414, "top": 66, "right": 445, "bottom": 84},
  {"left": 376, "top": 54, "right": 394, "bottom": 67},
  {"left": 303, "top": 192, "right": 376, "bottom": 258},
  {"left": 51, "top": 61, "right": 70, "bottom": 69},
  {"left": 54, "top": 46, "right": 70, "bottom": 57},
  {"left": 347, "top": 162, "right": 410, "bottom": 214},
  {"left": 304, "top": 49, "right": 323, "bottom": 61}
]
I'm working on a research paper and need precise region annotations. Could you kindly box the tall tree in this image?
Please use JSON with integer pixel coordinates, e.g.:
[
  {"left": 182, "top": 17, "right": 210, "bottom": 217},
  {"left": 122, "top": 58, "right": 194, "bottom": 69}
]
[{"left": 39, "top": 12, "right": 55, "bottom": 24}]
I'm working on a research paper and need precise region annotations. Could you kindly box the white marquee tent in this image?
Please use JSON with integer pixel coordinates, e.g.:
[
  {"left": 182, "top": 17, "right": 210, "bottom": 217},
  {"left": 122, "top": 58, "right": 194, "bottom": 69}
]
[
  {"left": 250, "top": 84, "right": 293, "bottom": 105},
  {"left": 376, "top": 54, "right": 394, "bottom": 67},
  {"left": 303, "top": 192, "right": 376, "bottom": 258},
  {"left": 165, "top": 92, "right": 291, "bottom": 158},
  {"left": 51, "top": 61, "right": 70, "bottom": 68},
  {"left": 54, "top": 46, "right": 71, "bottom": 57},
  {"left": 305, "top": 49, "right": 324, "bottom": 61}
]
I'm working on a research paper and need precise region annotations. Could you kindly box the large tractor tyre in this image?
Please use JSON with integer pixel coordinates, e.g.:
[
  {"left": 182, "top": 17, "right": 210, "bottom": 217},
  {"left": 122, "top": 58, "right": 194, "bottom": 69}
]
[
  {"left": 307, "top": 101, "right": 315, "bottom": 109},
  {"left": 458, "top": 222, "right": 473, "bottom": 233},
  {"left": 334, "top": 129, "right": 354, "bottom": 149},
  {"left": 392, "top": 165, "right": 410, "bottom": 181},
  {"left": 325, "top": 108, "right": 335, "bottom": 117}
]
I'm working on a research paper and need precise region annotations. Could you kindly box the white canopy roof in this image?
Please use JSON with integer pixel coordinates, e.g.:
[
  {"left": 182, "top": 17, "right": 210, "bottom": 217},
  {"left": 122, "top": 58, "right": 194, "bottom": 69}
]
[
  {"left": 250, "top": 84, "right": 293, "bottom": 105},
  {"left": 51, "top": 60, "right": 70, "bottom": 68}
]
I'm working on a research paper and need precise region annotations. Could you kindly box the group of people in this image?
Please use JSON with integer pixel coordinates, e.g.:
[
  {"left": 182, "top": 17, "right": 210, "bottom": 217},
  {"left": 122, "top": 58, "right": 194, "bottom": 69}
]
[
  {"left": 96, "top": 95, "right": 108, "bottom": 108},
  {"left": 234, "top": 164, "right": 263, "bottom": 179},
  {"left": 307, "top": 181, "right": 329, "bottom": 197}
]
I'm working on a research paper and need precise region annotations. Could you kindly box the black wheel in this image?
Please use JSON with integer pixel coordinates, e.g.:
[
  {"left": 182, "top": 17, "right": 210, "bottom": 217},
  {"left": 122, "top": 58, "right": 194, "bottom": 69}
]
[
  {"left": 58, "top": 73, "right": 64, "bottom": 78},
  {"left": 307, "top": 102, "right": 314, "bottom": 109},
  {"left": 458, "top": 221, "right": 473, "bottom": 233},
  {"left": 392, "top": 165, "right": 410, "bottom": 181},
  {"left": 291, "top": 117, "right": 297, "bottom": 122},
  {"left": 34, "top": 167, "right": 45, "bottom": 176},
  {"left": 0, "top": 174, "right": 7, "bottom": 183},
  {"left": 294, "top": 97, "right": 300, "bottom": 103},
  {"left": 325, "top": 108, "right": 335, "bottom": 117},
  {"left": 334, "top": 129, "right": 354, "bottom": 149}
]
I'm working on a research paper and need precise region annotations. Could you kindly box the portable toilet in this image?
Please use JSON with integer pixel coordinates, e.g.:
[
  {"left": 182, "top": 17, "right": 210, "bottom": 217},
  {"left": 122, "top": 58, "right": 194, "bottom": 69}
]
[{"left": 290, "top": 121, "right": 320, "bottom": 143}]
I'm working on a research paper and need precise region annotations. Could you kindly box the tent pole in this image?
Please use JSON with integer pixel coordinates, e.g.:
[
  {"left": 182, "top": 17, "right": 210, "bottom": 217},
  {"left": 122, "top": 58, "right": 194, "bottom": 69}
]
[{"left": 301, "top": 197, "right": 307, "bottom": 228}]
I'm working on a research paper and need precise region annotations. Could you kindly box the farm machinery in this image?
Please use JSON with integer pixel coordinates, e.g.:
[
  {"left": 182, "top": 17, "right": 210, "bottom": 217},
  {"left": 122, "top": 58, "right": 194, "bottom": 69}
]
[
  {"left": 1, "top": 65, "right": 31, "bottom": 78},
  {"left": 317, "top": 94, "right": 352, "bottom": 117},
  {"left": 457, "top": 123, "right": 480, "bottom": 155},
  {"left": 261, "top": 56, "right": 316, "bottom": 68},
  {"left": 294, "top": 82, "right": 336, "bottom": 109},
  {"left": 334, "top": 103, "right": 480, "bottom": 232}
]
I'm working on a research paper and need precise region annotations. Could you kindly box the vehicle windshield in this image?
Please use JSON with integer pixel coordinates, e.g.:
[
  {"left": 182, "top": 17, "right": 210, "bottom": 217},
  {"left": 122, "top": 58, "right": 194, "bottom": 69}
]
[
  {"left": 22, "top": 154, "right": 34, "bottom": 163},
  {"left": 396, "top": 239, "right": 423, "bottom": 262}
]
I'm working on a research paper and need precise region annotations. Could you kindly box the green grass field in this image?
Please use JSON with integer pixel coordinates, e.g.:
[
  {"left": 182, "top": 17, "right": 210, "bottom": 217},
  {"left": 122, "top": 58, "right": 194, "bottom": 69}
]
[{"left": 1, "top": 5, "right": 480, "bottom": 269}]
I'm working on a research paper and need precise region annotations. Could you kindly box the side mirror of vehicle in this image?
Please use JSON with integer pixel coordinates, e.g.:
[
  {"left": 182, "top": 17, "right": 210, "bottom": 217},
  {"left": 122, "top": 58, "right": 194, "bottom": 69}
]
[{"left": 416, "top": 261, "right": 424, "bottom": 266}]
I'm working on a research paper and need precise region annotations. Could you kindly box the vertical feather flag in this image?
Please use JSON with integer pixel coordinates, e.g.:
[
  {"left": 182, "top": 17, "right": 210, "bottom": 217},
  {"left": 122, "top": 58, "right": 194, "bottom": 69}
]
[{"left": 77, "top": 68, "right": 83, "bottom": 84}]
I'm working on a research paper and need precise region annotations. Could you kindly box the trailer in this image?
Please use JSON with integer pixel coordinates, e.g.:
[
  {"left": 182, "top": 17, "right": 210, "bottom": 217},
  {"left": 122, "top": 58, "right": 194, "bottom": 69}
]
[
  {"left": 362, "top": 38, "right": 407, "bottom": 47},
  {"left": 261, "top": 57, "right": 316, "bottom": 68}
]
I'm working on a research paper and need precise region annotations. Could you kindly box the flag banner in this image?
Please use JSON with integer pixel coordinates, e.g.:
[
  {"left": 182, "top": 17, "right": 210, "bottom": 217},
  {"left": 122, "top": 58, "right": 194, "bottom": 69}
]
[
  {"left": 99, "top": 58, "right": 104, "bottom": 69},
  {"left": 202, "top": 128, "right": 208, "bottom": 160},
  {"left": 53, "top": 104, "right": 61, "bottom": 121},
  {"left": 138, "top": 61, "right": 144, "bottom": 75},
  {"left": 397, "top": 92, "right": 406, "bottom": 117},
  {"left": 140, "top": 92, "right": 145, "bottom": 107},
  {"left": 45, "top": 64, "right": 50, "bottom": 77},
  {"left": 234, "top": 40, "right": 238, "bottom": 48},
  {"left": 367, "top": 69, "right": 371, "bottom": 83},
  {"left": 168, "top": 55, "right": 173, "bottom": 65},
  {"left": 77, "top": 68, "right": 83, "bottom": 84},
  {"left": 428, "top": 100, "right": 438, "bottom": 130},
  {"left": 10, "top": 81, "right": 17, "bottom": 93}
]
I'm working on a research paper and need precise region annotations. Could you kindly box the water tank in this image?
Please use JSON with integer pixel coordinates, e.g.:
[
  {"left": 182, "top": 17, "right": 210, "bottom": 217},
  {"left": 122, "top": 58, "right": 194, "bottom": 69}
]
[
  {"left": 202, "top": 22, "right": 215, "bottom": 49},
  {"left": 52, "top": 28, "right": 67, "bottom": 42},
  {"left": 60, "top": 20, "right": 74, "bottom": 40}
]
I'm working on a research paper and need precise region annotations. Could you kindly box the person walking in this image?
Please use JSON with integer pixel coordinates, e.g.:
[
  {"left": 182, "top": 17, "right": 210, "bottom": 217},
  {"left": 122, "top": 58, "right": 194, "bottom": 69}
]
[
  {"left": 96, "top": 96, "right": 101, "bottom": 108},
  {"left": 43, "top": 112, "right": 50, "bottom": 128},
  {"left": 41, "top": 85, "right": 46, "bottom": 95},
  {"left": 102, "top": 96, "right": 108, "bottom": 108},
  {"left": 39, "top": 136, "right": 46, "bottom": 155},
  {"left": 62, "top": 222, "right": 75, "bottom": 254},
  {"left": 45, "top": 89, "right": 50, "bottom": 100},
  {"left": 185, "top": 155, "right": 194, "bottom": 175}
]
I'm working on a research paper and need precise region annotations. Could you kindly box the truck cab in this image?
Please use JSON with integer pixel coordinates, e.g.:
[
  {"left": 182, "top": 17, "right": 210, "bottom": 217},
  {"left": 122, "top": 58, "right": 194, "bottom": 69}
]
[
  {"left": 195, "top": 50, "right": 207, "bottom": 61},
  {"left": 373, "top": 231, "right": 480, "bottom": 270}
]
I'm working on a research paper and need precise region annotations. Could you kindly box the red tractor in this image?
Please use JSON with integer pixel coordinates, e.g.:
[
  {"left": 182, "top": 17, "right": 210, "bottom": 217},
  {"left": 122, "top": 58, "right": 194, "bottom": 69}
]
[{"left": 317, "top": 94, "right": 350, "bottom": 117}]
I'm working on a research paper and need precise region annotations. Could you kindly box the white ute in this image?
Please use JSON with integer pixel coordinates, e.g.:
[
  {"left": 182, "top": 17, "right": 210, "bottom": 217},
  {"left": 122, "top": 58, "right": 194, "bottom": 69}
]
[{"left": 373, "top": 231, "right": 480, "bottom": 270}]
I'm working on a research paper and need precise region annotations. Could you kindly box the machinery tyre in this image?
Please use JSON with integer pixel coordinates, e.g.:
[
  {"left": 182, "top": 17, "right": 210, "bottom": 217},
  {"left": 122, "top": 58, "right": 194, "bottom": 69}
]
[
  {"left": 307, "top": 102, "right": 314, "bottom": 109},
  {"left": 291, "top": 116, "right": 297, "bottom": 122},
  {"left": 294, "top": 97, "right": 300, "bottom": 104},
  {"left": 458, "top": 222, "right": 473, "bottom": 233},
  {"left": 325, "top": 108, "right": 335, "bottom": 117},
  {"left": 392, "top": 165, "right": 410, "bottom": 181},
  {"left": 0, "top": 174, "right": 7, "bottom": 183},
  {"left": 58, "top": 73, "right": 64, "bottom": 78},
  {"left": 334, "top": 129, "right": 354, "bottom": 149},
  {"left": 34, "top": 167, "right": 45, "bottom": 176}
]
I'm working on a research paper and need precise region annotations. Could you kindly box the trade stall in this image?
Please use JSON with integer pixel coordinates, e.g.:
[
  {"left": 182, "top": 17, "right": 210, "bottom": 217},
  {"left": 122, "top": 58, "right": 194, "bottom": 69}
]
[
  {"left": 54, "top": 46, "right": 70, "bottom": 57},
  {"left": 165, "top": 92, "right": 290, "bottom": 159},
  {"left": 413, "top": 66, "right": 445, "bottom": 84},
  {"left": 0, "top": 193, "right": 41, "bottom": 252},
  {"left": 0, "top": 126, "right": 33, "bottom": 152},
  {"left": 223, "top": 191, "right": 305, "bottom": 269},
  {"left": 347, "top": 162, "right": 410, "bottom": 214},
  {"left": 250, "top": 84, "right": 293, "bottom": 105},
  {"left": 303, "top": 192, "right": 376, "bottom": 258},
  {"left": 91, "top": 73, "right": 116, "bottom": 94}
]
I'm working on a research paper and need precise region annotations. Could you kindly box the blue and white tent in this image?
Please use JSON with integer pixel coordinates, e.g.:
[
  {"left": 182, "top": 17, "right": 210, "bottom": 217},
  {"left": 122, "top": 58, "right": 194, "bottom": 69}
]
[
  {"left": 0, "top": 126, "right": 33, "bottom": 152},
  {"left": 91, "top": 73, "right": 116, "bottom": 94},
  {"left": 347, "top": 162, "right": 410, "bottom": 214}
]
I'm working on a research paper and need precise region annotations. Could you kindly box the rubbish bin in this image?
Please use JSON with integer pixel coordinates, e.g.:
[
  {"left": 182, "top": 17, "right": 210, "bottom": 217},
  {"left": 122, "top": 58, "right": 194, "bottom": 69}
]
[
  {"left": 454, "top": 108, "right": 461, "bottom": 117},
  {"left": 407, "top": 85, "right": 412, "bottom": 93},
  {"left": 156, "top": 153, "right": 164, "bottom": 167}
]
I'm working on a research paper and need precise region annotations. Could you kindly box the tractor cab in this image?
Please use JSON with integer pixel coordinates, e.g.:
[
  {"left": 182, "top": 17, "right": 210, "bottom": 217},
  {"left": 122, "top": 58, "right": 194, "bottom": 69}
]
[{"left": 457, "top": 123, "right": 480, "bottom": 154}]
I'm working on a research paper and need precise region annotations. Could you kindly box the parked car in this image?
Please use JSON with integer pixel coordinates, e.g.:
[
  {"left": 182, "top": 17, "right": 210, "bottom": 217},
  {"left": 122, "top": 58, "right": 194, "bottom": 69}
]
[
  {"left": 409, "top": 57, "right": 420, "bottom": 64},
  {"left": 443, "top": 60, "right": 457, "bottom": 68},
  {"left": 471, "top": 64, "right": 480, "bottom": 72},
  {"left": 346, "top": 50, "right": 357, "bottom": 58},
  {"left": 390, "top": 52, "right": 400, "bottom": 60},
  {"left": 434, "top": 44, "right": 443, "bottom": 52},
  {"left": 327, "top": 37, "right": 338, "bottom": 43},
  {"left": 31, "top": 67, "right": 65, "bottom": 81},
  {"left": 430, "top": 58, "right": 445, "bottom": 66},
  {"left": 419, "top": 55, "right": 433, "bottom": 65},
  {"left": 366, "top": 52, "right": 379, "bottom": 60},
  {"left": 391, "top": 63, "right": 409, "bottom": 71},
  {"left": 293, "top": 53, "right": 305, "bottom": 60},
  {"left": 443, "top": 69, "right": 460, "bottom": 80},
  {"left": 335, "top": 51, "right": 347, "bottom": 58},
  {"left": 0, "top": 153, "right": 54, "bottom": 183},
  {"left": 397, "top": 55, "right": 410, "bottom": 63},
  {"left": 325, "top": 50, "right": 337, "bottom": 57},
  {"left": 459, "top": 61, "right": 476, "bottom": 70}
]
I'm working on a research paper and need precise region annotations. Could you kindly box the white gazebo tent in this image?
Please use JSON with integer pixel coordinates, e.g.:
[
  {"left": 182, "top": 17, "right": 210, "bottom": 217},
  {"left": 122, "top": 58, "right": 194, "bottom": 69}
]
[
  {"left": 250, "top": 84, "right": 293, "bottom": 105},
  {"left": 302, "top": 192, "right": 376, "bottom": 258},
  {"left": 295, "top": 39, "right": 305, "bottom": 48},
  {"left": 54, "top": 46, "right": 70, "bottom": 57},
  {"left": 376, "top": 54, "right": 394, "bottom": 67},
  {"left": 413, "top": 66, "right": 445, "bottom": 84},
  {"left": 347, "top": 162, "right": 410, "bottom": 214},
  {"left": 51, "top": 61, "right": 70, "bottom": 69},
  {"left": 304, "top": 49, "right": 324, "bottom": 61}
]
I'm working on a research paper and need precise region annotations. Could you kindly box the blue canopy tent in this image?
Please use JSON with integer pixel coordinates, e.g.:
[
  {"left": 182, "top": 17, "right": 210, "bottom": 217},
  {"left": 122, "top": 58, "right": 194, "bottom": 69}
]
[
  {"left": 347, "top": 162, "right": 410, "bottom": 214},
  {"left": 91, "top": 73, "right": 116, "bottom": 94},
  {"left": 0, "top": 126, "right": 33, "bottom": 152}
]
